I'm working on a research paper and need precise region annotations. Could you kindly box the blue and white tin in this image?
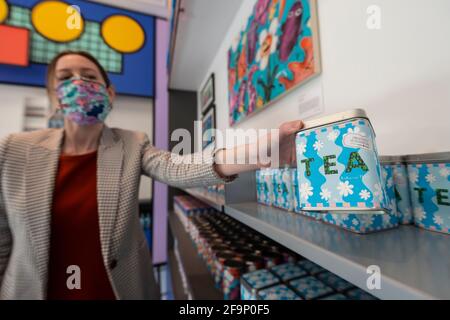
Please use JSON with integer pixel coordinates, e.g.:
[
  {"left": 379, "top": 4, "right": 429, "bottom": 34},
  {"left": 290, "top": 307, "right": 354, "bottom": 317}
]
[
  {"left": 346, "top": 288, "right": 377, "bottom": 300},
  {"left": 406, "top": 153, "right": 450, "bottom": 235},
  {"left": 320, "top": 293, "right": 348, "bottom": 300},
  {"left": 295, "top": 109, "right": 389, "bottom": 214},
  {"left": 256, "top": 169, "right": 274, "bottom": 206},
  {"left": 240, "top": 269, "right": 280, "bottom": 300},
  {"left": 270, "top": 263, "right": 308, "bottom": 282},
  {"left": 289, "top": 276, "right": 334, "bottom": 300},
  {"left": 316, "top": 271, "right": 354, "bottom": 292},
  {"left": 273, "top": 168, "right": 295, "bottom": 211},
  {"left": 292, "top": 168, "right": 321, "bottom": 220},
  {"left": 257, "top": 284, "right": 302, "bottom": 300},
  {"left": 389, "top": 156, "right": 414, "bottom": 224},
  {"left": 297, "top": 260, "right": 326, "bottom": 276}
]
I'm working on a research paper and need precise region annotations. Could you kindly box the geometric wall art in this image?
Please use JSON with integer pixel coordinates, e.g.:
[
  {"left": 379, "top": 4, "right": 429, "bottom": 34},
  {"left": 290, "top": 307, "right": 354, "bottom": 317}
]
[
  {"left": 227, "top": 0, "right": 321, "bottom": 126},
  {"left": 0, "top": 0, "right": 156, "bottom": 97}
]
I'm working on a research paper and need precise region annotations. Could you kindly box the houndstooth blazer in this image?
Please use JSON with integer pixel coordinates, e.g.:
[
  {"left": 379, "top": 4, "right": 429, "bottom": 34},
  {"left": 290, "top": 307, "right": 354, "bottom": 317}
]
[{"left": 0, "top": 126, "right": 234, "bottom": 300}]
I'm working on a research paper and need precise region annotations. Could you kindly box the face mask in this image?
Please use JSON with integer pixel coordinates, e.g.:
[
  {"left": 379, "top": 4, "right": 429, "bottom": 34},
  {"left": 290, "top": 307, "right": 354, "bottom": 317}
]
[{"left": 56, "top": 77, "right": 112, "bottom": 126}]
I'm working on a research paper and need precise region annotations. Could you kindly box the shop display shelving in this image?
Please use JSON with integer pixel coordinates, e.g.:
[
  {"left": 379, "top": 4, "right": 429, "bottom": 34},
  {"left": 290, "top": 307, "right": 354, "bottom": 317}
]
[
  {"left": 168, "top": 210, "right": 223, "bottom": 300},
  {"left": 183, "top": 188, "right": 225, "bottom": 212}
]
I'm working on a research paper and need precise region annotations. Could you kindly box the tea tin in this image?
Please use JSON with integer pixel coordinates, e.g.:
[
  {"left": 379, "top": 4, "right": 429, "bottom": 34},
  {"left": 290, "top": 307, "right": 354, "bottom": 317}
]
[
  {"left": 256, "top": 169, "right": 274, "bottom": 206},
  {"left": 316, "top": 271, "right": 354, "bottom": 292},
  {"left": 272, "top": 168, "right": 295, "bottom": 211},
  {"left": 289, "top": 276, "right": 334, "bottom": 300},
  {"left": 295, "top": 109, "right": 389, "bottom": 214},
  {"left": 297, "top": 260, "right": 326, "bottom": 276},
  {"left": 346, "top": 288, "right": 377, "bottom": 300},
  {"left": 240, "top": 269, "right": 280, "bottom": 300},
  {"left": 257, "top": 284, "right": 302, "bottom": 300},
  {"left": 270, "top": 263, "right": 308, "bottom": 282},
  {"left": 223, "top": 259, "right": 246, "bottom": 300},
  {"left": 406, "top": 152, "right": 450, "bottom": 235},
  {"left": 389, "top": 156, "right": 414, "bottom": 224}
]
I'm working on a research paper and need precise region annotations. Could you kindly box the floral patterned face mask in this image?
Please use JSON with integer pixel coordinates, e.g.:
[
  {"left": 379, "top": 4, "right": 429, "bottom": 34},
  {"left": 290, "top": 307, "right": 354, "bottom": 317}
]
[{"left": 56, "top": 77, "right": 112, "bottom": 126}]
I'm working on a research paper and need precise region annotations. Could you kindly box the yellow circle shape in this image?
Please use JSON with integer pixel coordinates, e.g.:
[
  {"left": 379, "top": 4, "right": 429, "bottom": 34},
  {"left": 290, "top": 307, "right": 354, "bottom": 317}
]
[
  {"left": 31, "top": 1, "right": 84, "bottom": 42},
  {"left": 101, "top": 15, "right": 145, "bottom": 53},
  {"left": 0, "top": 0, "right": 9, "bottom": 23}
]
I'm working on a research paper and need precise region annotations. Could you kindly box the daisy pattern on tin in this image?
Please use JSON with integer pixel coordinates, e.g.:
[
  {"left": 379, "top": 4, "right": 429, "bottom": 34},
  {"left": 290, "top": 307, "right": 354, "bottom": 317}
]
[
  {"left": 414, "top": 207, "right": 426, "bottom": 221},
  {"left": 439, "top": 167, "right": 449, "bottom": 178},
  {"left": 327, "top": 130, "right": 339, "bottom": 142},
  {"left": 337, "top": 181, "right": 354, "bottom": 197},
  {"left": 433, "top": 215, "right": 443, "bottom": 226},
  {"left": 373, "top": 183, "right": 383, "bottom": 200},
  {"left": 409, "top": 172, "right": 418, "bottom": 184},
  {"left": 347, "top": 126, "right": 366, "bottom": 136},
  {"left": 320, "top": 188, "right": 332, "bottom": 201},
  {"left": 313, "top": 140, "right": 324, "bottom": 151},
  {"left": 425, "top": 174, "right": 436, "bottom": 184},
  {"left": 297, "top": 141, "right": 306, "bottom": 154},
  {"left": 359, "top": 189, "right": 371, "bottom": 201},
  {"left": 300, "top": 183, "right": 314, "bottom": 200}
]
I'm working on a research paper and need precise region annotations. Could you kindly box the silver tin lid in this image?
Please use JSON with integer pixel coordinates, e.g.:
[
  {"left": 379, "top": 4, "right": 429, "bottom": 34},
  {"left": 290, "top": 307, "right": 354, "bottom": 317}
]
[
  {"left": 404, "top": 152, "right": 450, "bottom": 164},
  {"left": 301, "top": 109, "right": 370, "bottom": 131},
  {"left": 379, "top": 155, "right": 406, "bottom": 165}
]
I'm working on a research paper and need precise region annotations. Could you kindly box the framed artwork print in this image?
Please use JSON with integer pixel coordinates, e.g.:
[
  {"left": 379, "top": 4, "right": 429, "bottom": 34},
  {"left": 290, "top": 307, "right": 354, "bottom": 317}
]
[
  {"left": 227, "top": 0, "right": 321, "bottom": 126},
  {"left": 202, "top": 105, "right": 216, "bottom": 150},
  {"left": 200, "top": 73, "right": 215, "bottom": 114}
]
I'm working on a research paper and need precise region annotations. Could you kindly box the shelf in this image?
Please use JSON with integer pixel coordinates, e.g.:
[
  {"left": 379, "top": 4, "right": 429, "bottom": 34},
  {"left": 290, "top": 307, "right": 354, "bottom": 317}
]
[
  {"left": 224, "top": 202, "right": 450, "bottom": 300},
  {"left": 183, "top": 188, "right": 225, "bottom": 212},
  {"left": 168, "top": 211, "right": 223, "bottom": 300}
]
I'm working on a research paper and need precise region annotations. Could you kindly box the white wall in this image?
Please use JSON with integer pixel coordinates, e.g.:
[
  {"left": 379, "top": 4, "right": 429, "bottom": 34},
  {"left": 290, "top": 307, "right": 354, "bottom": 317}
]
[
  {"left": 0, "top": 84, "right": 154, "bottom": 200},
  {"left": 198, "top": 0, "right": 450, "bottom": 155}
]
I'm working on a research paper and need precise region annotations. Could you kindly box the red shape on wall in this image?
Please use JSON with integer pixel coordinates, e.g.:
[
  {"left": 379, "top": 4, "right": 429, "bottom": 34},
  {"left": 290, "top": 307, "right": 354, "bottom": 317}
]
[{"left": 0, "top": 25, "right": 30, "bottom": 67}]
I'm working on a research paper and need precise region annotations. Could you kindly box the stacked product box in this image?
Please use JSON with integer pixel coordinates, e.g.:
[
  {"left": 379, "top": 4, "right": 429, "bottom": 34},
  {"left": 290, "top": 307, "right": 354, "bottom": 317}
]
[
  {"left": 405, "top": 152, "right": 450, "bottom": 235},
  {"left": 272, "top": 168, "right": 295, "bottom": 211},
  {"left": 256, "top": 169, "right": 274, "bottom": 206},
  {"left": 241, "top": 260, "right": 377, "bottom": 301},
  {"left": 295, "top": 109, "right": 400, "bottom": 234}
]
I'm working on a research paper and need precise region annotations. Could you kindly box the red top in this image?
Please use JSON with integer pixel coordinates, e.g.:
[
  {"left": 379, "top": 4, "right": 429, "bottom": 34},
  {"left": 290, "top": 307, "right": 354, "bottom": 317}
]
[{"left": 47, "top": 150, "right": 116, "bottom": 300}]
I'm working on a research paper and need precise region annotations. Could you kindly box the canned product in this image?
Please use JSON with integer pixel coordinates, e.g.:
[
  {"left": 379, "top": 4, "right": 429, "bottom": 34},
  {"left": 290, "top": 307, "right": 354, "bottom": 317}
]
[
  {"left": 272, "top": 168, "right": 295, "bottom": 211},
  {"left": 257, "top": 284, "right": 302, "bottom": 300},
  {"left": 321, "top": 157, "right": 400, "bottom": 234},
  {"left": 295, "top": 109, "right": 389, "bottom": 214},
  {"left": 214, "top": 252, "right": 237, "bottom": 289},
  {"left": 240, "top": 269, "right": 280, "bottom": 300},
  {"left": 289, "top": 276, "right": 334, "bottom": 300},
  {"left": 256, "top": 169, "right": 274, "bottom": 206},
  {"left": 222, "top": 260, "right": 246, "bottom": 300},
  {"left": 406, "top": 152, "right": 450, "bottom": 235},
  {"left": 242, "top": 255, "right": 265, "bottom": 273},
  {"left": 262, "top": 251, "right": 284, "bottom": 268}
]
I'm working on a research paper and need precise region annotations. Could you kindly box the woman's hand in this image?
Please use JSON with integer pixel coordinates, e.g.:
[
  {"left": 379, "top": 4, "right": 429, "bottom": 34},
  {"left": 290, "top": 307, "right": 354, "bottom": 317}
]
[{"left": 213, "top": 120, "right": 304, "bottom": 178}]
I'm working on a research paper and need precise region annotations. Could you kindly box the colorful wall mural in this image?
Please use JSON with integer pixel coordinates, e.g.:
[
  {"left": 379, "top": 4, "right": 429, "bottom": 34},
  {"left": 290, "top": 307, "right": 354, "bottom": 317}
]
[
  {"left": 227, "top": 0, "right": 321, "bottom": 126},
  {"left": 0, "top": 0, "right": 156, "bottom": 97}
]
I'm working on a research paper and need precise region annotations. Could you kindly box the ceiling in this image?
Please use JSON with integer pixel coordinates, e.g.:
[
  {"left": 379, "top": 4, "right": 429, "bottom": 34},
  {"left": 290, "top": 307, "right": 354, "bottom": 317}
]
[{"left": 169, "top": 0, "right": 243, "bottom": 91}]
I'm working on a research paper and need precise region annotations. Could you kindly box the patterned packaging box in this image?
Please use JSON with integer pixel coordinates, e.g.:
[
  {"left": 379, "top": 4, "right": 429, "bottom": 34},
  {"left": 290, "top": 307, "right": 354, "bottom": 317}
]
[
  {"left": 320, "top": 160, "right": 400, "bottom": 234},
  {"left": 240, "top": 269, "right": 280, "bottom": 301},
  {"left": 272, "top": 168, "right": 295, "bottom": 211},
  {"left": 257, "top": 284, "right": 302, "bottom": 300},
  {"left": 289, "top": 276, "right": 334, "bottom": 300},
  {"left": 389, "top": 157, "right": 414, "bottom": 224},
  {"left": 320, "top": 293, "right": 348, "bottom": 300},
  {"left": 406, "top": 153, "right": 450, "bottom": 235},
  {"left": 316, "top": 271, "right": 354, "bottom": 292},
  {"left": 270, "top": 263, "right": 308, "bottom": 282},
  {"left": 292, "top": 168, "right": 321, "bottom": 220},
  {"left": 256, "top": 169, "right": 274, "bottom": 206},
  {"left": 297, "top": 260, "right": 326, "bottom": 276},
  {"left": 295, "top": 110, "right": 389, "bottom": 214},
  {"left": 346, "top": 288, "right": 377, "bottom": 300}
]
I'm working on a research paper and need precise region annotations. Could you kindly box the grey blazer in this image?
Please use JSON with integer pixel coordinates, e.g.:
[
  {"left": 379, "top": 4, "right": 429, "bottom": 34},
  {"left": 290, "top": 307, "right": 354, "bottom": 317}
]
[{"left": 0, "top": 126, "right": 233, "bottom": 300}]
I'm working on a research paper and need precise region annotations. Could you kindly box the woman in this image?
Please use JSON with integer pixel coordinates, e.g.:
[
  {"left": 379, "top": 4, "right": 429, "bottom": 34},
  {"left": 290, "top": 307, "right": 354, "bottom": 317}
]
[{"left": 0, "top": 51, "right": 303, "bottom": 300}]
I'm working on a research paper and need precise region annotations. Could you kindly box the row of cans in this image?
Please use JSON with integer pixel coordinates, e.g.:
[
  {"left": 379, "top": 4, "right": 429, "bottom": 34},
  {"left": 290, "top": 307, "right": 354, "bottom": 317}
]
[
  {"left": 256, "top": 151, "right": 449, "bottom": 234},
  {"left": 241, "top": 261, "right": 377, "bottom": 300},
  {"left": 256, "top": 109, "right": 449, "bottom": 234},
  {"left": 187, "top": 211, "right": 301, "bottom": 300}
]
